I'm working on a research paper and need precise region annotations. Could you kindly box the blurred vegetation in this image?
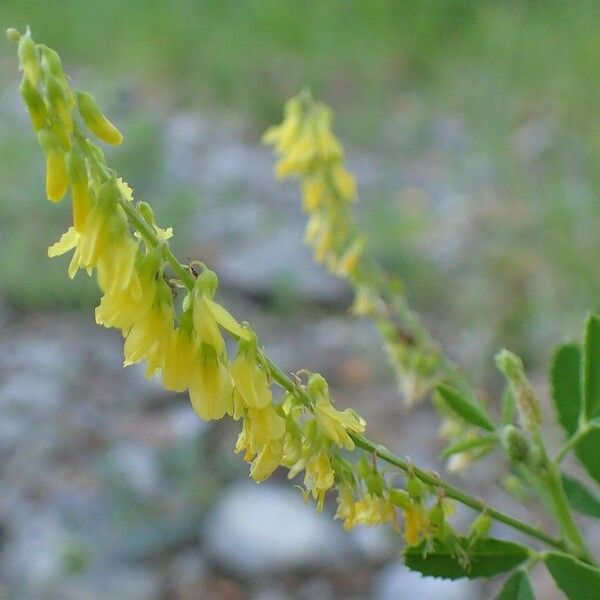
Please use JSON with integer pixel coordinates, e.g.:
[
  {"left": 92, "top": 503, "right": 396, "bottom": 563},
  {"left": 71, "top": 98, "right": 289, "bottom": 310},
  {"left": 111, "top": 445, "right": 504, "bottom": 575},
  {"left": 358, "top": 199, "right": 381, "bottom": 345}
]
[{"left": 1, "top": 0, "right": 599, "bottom": 367}]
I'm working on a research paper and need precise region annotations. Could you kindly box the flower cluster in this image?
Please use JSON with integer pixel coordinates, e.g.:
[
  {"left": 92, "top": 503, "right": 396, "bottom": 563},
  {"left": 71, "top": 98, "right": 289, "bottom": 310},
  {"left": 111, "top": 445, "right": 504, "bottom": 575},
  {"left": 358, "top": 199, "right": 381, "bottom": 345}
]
[
  {"left": 263, "top": 92, "right": 446, "bottom": 410},
  {"left": 10, "top": 28, "right": 492, "bottom": 555},
  {"left": 11, "top": 28, "right": 367, "bottom": 515},
  {"left": 262, "top": 91, "right": 364, "bottom": 279}
]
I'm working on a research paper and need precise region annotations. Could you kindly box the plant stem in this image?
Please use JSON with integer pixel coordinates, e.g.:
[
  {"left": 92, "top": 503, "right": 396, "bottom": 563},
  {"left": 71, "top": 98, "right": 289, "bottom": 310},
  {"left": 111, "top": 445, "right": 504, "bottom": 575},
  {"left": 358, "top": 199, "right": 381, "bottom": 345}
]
[
  {"left": 541, "top": 459, "right": 596, "bottom": 564},
  {"left": 554, "top": 422, "right": 591, "bottom": 464},
  {"left": 117, "top": 193, "right": 568, "bottom": 553}
]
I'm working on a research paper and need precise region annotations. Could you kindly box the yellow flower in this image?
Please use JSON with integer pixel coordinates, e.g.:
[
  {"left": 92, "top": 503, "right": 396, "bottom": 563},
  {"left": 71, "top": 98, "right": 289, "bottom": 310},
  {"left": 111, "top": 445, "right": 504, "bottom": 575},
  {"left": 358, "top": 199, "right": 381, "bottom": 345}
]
[
  {"left": 95, "top": 234, "right": 139, "bottom": 296},
  {"left": 95, "top": 249, "right": 160, "bottom": 332},
  {"left": 302, "top": 176, "right": 326, "bottom": 212},
  {"left": 249, "top": 439, "right": 284, "bottom": 482},
  {"left": 76, "top": 91, "right": 123, "bottom": 146},
  {"left": 66, "top": 150, "right": 91, "bottom": 232},
  {"left": 309, "top": 375, "right": 365, "bottom": 450},
  {"left": 403, "top": 502, "right": 429, "bottom": 546},
  {"left": 67, "top": 182, "right": 123, "bottom": 278},
  {"left": 262, "top": 96, "right": 303, "bottom": 154},
  {"left": 188, "top": 352, "right": 234, "bottom": 421},
  {"left": 334, "top": 485, "right": 357, "bottom": 530},
  {"left": 123, "top": 280, "right": 173, "bottom": 368},
  {"left": 48, "top": 226, "right": 80, "bottom": 258},
  {"left": 230, "top": 347, "right": 272, "bottom": 411},
  {"left": 353, "top": 493, "right": 395, "bottom": 528},
  {"left": 246, "top": 406, "right": 285, "bottom": 455},
  {"left": 304, "top": 449, "right": 335, "bottom": 511},
  {"left": 161, "top": 325, "right": 198, "bottom": 392},
  {"left": 331, "top": 164, "right": 356, "bottom": 201},
  {"left": 116, "top": 177, "right": 133, "bottom": 201}
]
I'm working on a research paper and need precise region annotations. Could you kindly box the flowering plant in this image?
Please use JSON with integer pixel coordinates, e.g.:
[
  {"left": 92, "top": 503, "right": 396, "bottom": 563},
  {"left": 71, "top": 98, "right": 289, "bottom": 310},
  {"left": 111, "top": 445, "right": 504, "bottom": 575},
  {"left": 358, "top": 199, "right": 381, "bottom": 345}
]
[{"left": 7, "top": 27, "right": 600, "bottom": 598}]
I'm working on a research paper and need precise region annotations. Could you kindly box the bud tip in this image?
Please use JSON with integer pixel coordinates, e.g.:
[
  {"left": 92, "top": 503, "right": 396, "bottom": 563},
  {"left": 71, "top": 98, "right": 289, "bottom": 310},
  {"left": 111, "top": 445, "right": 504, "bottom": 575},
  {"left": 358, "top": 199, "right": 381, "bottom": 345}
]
[{"left": 6, "top": 28, "right": 20, "bottom": 43}]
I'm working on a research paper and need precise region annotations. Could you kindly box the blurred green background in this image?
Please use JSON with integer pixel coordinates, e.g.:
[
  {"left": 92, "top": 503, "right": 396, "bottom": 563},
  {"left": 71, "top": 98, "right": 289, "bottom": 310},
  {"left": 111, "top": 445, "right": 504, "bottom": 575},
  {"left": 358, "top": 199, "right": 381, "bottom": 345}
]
[
  {"left": 1, "top": 0, "right": 599, "bottom": 357},
  {"left": 1, "top": 2, "right": 599, "bottom": 598}
]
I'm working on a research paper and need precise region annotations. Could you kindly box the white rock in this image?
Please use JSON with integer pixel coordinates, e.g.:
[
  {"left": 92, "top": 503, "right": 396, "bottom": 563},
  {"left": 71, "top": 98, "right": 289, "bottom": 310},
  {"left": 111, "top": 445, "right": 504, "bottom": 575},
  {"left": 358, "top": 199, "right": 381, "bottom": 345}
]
[
  {"left": 203, "top": 482, "right": 348, "bottom": 575},
  {"left": 374, "top": 560, "right": 481, "bottom": 600}
]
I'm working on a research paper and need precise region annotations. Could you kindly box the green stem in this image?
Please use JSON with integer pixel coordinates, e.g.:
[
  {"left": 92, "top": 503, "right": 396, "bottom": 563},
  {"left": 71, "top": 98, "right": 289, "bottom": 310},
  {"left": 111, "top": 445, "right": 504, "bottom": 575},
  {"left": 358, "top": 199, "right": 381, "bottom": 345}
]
[
  {"left": 542, "top": 459, "right": 596, "bottom": 564},
  {"left": 554, "top": 422, "right": 591, "bottom": 464},
  {"left": 117, "top": 185, "right": 567, "bottom": 552}
]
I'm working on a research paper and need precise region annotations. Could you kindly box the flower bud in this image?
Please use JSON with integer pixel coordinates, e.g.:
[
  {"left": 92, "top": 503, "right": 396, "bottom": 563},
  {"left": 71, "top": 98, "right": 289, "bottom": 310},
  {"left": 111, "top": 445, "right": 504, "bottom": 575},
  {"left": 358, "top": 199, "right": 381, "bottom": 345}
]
[
  {"left": 502, "top": 425, "right": 530, "bottom": 464},
  {"left": 365, "top": 472, "right": 386, "bottom": 495},
  {"left": 18, "top": 29, "right": 40, "bottom": 86},
  {"left": 468, "top": 512, "right": 492, "bottom": 541},
  {"left": 41, "top": 46, "right": 66, "bottom": 81},
  {"left": 38, "top": 128, "right": 68, "bottom": 202},
  {"left": 406, "top": 475, "right": 427, "bottom": 500},
  {"left": 6, "top": 28, "right": 20, "bottom": 43},
  {"left": 496, "top": 349, "right": 541, "bottom": 432},
  {"left": 20, "top": 77, "right": 47, "bottom": 130},
  {"left": 389, "top": 488, "right": 411, "bottom": 509},
  {"left": 46, "top": 73, "right": 72, "bottom": 132},
  {"left": 66, "top": 150, "right": 90, "bottom": 230},
  {"left": 76, "top": 91, "right": 123, "bottom": 145}
]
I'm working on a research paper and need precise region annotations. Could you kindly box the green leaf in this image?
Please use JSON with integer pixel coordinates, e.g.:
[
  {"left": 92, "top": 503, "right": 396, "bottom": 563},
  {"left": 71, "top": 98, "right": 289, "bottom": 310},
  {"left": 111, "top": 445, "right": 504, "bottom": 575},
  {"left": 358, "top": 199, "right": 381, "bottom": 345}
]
[
  {"left": 550, "top": 341, "right": 600, "bottom": 486},
  {"left": 562, "top": 474, "right": 600, "bottom": 518},
  {"left": 404, "top": 537, "right": 529, "bottom": 580},
  {"left": 436, "top": 384, "right": 495, "bottom": 432},
  {"left": 545, "top": 551, "right": 600, "bottom": 599},
  {"left": 496, "top": 570, "right": 535, "bottom": 600},
  {"left": 583, "top": 314, "right": 600, "bottom": 421},
  {"left": 551, "top": 343, "right": 581, "bottom": 434},
  {"left": 573, "top": 431, "right": 600, "bottom": 487},
  {"left": 441, "top": 434, "right": 497, "bottom": 458}
]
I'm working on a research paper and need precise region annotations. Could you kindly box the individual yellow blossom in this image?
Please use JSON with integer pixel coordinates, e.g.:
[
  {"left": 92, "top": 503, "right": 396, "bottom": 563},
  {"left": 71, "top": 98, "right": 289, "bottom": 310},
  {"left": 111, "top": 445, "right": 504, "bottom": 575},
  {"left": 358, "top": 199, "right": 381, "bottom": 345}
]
[
  {"left": 38, "top": 128, "right": 68, "bottom": 203},
  {"left": 95, "top": 233, "right": 139, "bottom": 296},
  {"left": 336, "top": 238, "right": 364, "bottom": 278},
  {"left": 240, "top": 405, "right": 286, "bottom": 456},
  {"left": 230, "top": 345, "right": 272, "bottom": 412},
  {"left": 161, "top": 324, "right": 198, "bottom": 392},
  {"left": 304, "top": 449, "right": 335, "bottom": 511},
  {"left": 403, "top": 502, "right": 429, "bottom": 546},
  {"left": 262, "top": 96, "right": 303, "bottom": 155},
  {"left": 95, "top": 251, "right": 160, "bottom": 332},
  {"left": 351, "top": 286, "right": 380, "bottom": 317},
  {"left": 313, "top": 228, "right": 333, "bottom": 263},
  {"left": 189, "top": 351, "right": 234, "bottom": 421},
  {"left": 331, "top": 164, "right": 356, "bottom": 201},
  {"left": 302, "top": 176, "right": 326, "bottom": 212},
  {"left": 250, "top": 439, "right": 284, "bottom": 482},
  {"left": 48, "top": 227, "right": 80, "bottom": 258},
  {"left": 18, "top": 29, "right": 40, "bottom": 86},
  {"left": 335, "top": 485, "right": 357, "bottom": 530},
  {"left": 312, "top": 106, "right": 343, "bottom": 162},
  {"left": 20, "top": 77, "right": 47, "bottom": 131},
  {"left": 304, "top": 214, "right": 324, "bottom": 245},
  {"left": 67, "top": 181, "right": 123, "bottom": 278},
  {"left": 353, "top": 493, "right": 396, "bottom": 528},
  {"left": 66, "top": 150, "right": 91, "bottom": 231},
  {"left": 308, "top": 374, "right": 365, "bottom": 450},
  {"left": 46, "top": 73, "right": 73, "bottom": 133},
  {"left": 123, "top": 280, "right": 173, "bottom": 368},
  {"left": 76, "top": 91, "right": 123, "bottom": 145},
  {"left": 116, "top": 177, "right": 134, "bottom": 201}
]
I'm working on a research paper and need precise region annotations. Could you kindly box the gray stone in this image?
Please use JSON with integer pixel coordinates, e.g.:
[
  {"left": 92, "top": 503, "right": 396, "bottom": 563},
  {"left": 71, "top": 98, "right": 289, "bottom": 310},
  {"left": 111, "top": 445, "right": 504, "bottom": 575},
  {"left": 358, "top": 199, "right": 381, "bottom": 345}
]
[
  {"left": 215, "top": 225, "right": 348, "bottom": 305},
  {"left": 1, "top": 507, "right": 71, "bottom": 594},
  {"left": 102, "top": 442, "right": 161, "bottom": 498},
  {"left": 203, "top": 481, "right": 348, "bottom": 575},
  {"left": 374, "top": 560, "right": 481, "bottom": 600},
  {"left": 349, "top": 526, "right": 397, "bottom": 563}
]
